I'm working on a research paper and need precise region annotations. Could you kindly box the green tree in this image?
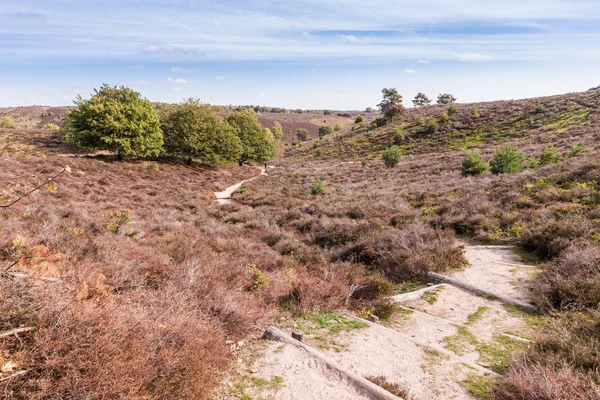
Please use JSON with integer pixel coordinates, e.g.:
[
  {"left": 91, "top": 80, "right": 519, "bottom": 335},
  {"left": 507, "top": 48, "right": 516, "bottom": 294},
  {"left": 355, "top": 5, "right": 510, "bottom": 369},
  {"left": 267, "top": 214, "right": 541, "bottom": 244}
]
[
  {"left": 490, "top": 145, "right": 526, "bottom": 174},
  {"left": 420, "top": 118, "right": 439, "bottom": 134},
  {"left": 271, "top": 121, "right": 284, "bottom": 140},
  {"left": 392, "top": 128, "right": 404, "bottom": 144},
  {"left": 296, "top": 128, "right": 311, "bottom": 141},
  {"left": 227, "top": 110, "right": 275, "bottom": 165},
  {"left": 437, "top": 94, "right": 457, "bottom": 104},
  {"left": 311, "top": 179, "right": 326, "bottom": 195},
  {"left": 161, "top": 99, "right": 242, "bottom": 165},
  {"left": 471, "top": 106, "right": 481, "bottom": 118},
  {"left": 63, "top": 85, "right": 163, "bottom": 159},
  {"left": 539, "top": 144, "right": 559, "bottom": 165},
  {"left": 461, "top": 151, "right": 489, "bottom": 176},
  {"left": 448, "top": 104, "right": 458, "bottom": 115},
  {"left": 378, "top": 88, "right": 403, "bottom": 117},
  {"left": 382, "top": 146, "right": 401, "bottom": 168},
  {"left": 412, "top": 93, "right": 432, "bottom": 107},
  {"left": 319, "top": 125, "right": 333, "bottom": 138}
]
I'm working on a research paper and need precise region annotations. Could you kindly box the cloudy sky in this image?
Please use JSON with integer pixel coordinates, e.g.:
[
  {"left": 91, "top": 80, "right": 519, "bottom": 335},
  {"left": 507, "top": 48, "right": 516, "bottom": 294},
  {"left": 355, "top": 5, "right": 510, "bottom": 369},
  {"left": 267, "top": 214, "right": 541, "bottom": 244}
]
[{"left": 1, "top": 0, "right": 599, "bottom": 109}]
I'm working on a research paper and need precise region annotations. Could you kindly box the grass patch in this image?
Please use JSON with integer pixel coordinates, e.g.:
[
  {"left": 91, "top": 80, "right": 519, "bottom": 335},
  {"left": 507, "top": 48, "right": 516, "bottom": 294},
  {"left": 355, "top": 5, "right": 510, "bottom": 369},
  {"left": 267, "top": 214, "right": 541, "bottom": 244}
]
[
  {"left": 460, "top": 373, "right": 498, "bottom": 399},
  {"left": 476, "top": 335, "right": 527, "bottom": 374},
  {"left": 503, "top": 304, "right": 548, "bottom": 328},
  {"left": 395, "top": 280, "right": 428, "bottom": 294},
  {"left": 252, "top": 375, "right": 285, "bottom": 392},
  {"left": 467, "top": 306, "right": 489, "bottom": 325},
  {"left": 443, "top": 326, "right": 478, "bottom": 356},
  {"left": 274, "top": 345, "right": 285, "bottom": 354},
  {"left": 421, "top": 348, "right": 450, "bottom": 375},
  {"left": 420, "top": 286, "right": 444, "bottom": 305},
  {"left": 299, "top": 313, "right": 367, "bottom": 334}
]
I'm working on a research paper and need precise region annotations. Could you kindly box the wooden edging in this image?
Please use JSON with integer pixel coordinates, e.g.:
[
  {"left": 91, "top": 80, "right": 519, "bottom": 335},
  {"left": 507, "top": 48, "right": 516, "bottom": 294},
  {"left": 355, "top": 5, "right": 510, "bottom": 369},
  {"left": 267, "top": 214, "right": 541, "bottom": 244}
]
[
  {"left": 263, "top": 326, "right": 403, "bottom": 400},
  {"left": 427, "top": 272, "right": 538, "bottom": 313}
]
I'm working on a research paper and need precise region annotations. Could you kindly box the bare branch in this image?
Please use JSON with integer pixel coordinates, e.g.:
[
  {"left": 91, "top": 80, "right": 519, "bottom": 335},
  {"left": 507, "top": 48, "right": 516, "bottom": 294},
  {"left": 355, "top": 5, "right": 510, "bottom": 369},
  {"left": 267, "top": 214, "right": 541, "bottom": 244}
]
[{"left": 0, "top": 166, "right": 71, "bottom": 209}]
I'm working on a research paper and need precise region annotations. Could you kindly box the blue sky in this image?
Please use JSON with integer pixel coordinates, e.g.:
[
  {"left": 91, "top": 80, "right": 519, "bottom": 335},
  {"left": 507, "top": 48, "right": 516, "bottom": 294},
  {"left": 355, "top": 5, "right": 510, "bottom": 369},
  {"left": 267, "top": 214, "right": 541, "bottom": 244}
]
[{"left": 1, "top": 0, "right": 599, "bottom": 109}]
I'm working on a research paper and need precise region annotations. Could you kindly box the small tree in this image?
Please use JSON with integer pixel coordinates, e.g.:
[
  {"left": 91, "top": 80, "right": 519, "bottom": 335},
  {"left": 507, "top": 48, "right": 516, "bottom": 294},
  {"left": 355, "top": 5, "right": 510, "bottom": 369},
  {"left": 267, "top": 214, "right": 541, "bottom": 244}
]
[
  {"left": 365, "top": 107, "right": 374, "bottom": 113},
  {"left": 161, "top": 99, "right": 242, "bottom": 165},
  {"left": 311, "top": 179, "right": 326, "bottom": 195},
  {"left": 471, "top": 106, "right": 481, "bottom": 118},
  {"left": 539, "top": 144, "right": 559, "bottom": 165},
  {"left": 318, "top": 125, "right": 333, "bottom": 139},
  {"left": 63, "top": 85, "right": 163, "bottom": 159},
  {"left": 382, "top": 146, "right": 401, "bottom": 168},
  {"left": 355, "top": 115, "right": 365, "bottom": 124},
  {"left": 0, "top": 116, "right": 17, "bottom": 129},
  {"left": 534, "top": 104, "right": 546, "bottom": 114},
  {"left": 384, "top": 104, "right": 405, "bottom": 120},
  {"left": 378, "top": 88, "right": 403, "bottom": 117},
  {"left": 296, "top": 128, "right": 311, "bottom": 141},
  {"left": 271, "top": 121, "right": 284, "bottom": 140},
  {"left": 490, "top": 145, "right": 526, "bottom": 174},
  {"left": 420, "top": 118, "right": 439, "bottom": 134},
  {"left": 437, "top": 94, "right": 457, "bottom": 104},
  {"left": 440, "top": 112, "right": 449, "bottom": 123},
  {"left": 412, "top": 93, "right": 431, "bottom": 107},
  {"left": 569, "top": 142, "right": 587, "bottom": 157},
  {"left": 461, "top": 151, "right": 489, "bottom": 176},
  {"left": 448, "top": 104, "right": 458, "bottom": 115},
  {"left": 324, "top": 110, "right": 332, "bottom": 115},
  {"left": 227, "top": 109, "right": 275, "bottom": 164},
  {"left": 392, "top": 128, "right": 404, "bottom": 145}
]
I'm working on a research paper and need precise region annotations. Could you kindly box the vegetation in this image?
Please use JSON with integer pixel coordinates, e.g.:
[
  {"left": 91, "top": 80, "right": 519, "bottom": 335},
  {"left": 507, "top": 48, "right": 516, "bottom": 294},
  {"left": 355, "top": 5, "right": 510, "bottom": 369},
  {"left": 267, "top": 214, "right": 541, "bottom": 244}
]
[
  {"left": 161, "top": 99, "right": 242, "bottom": 165},
  {"left": 227, "top": 109, "right": 275, "bottom": 164},
  {"left": 355, "top": 115, "right": 365, "bottom": 124},
  {"left": 448, "top": 103, "right": 458, "bottom": 115},
  {"left": 311, "top": 179, "right": 326, "bottom": 195},
  {"left": 318, "top": 125, "right": 333, "bottom": 138},
  {"left": 437, "top": 93, "right": 457, "bottom": 104},
  {"left": 412, "top": 92, "right": 432, "bottom": 107},
  {"left": 62, "top": 85, "right": 163, "bottom": 159},
  {"left": 420, "top": 118, "right": 439, "bottom": 134},
  {"left": 378, "top": 88, "right": 404, "bottom": 119},
  {"left": 0, "top": 116, "right": 17, "bottom": 129},
  {"left": 392, "top": 128, "right": 404, "bottom": 145},
  {"left": 271, "top": 121, "right": 284, "bottom": 140},
  {"left": 490, "top": 145, "right": 526, "bottom": 174},
  {"left": 43, "top": 123, "right": 60, "bottom": 131},
  {"left": 471, "top": 106, "right": 481, "bottom": 118},
  {"left": 296, "top": 128, "right": 311, "bottom": 141},
  {"left": 462, "top": 151, "right": 490, "bottom": 176},
  {"left": 382, "top": 146, "right": 401, "bottom": 168},
  {"left": 538, "top": 144, "right": 559, "bottom": 165}
]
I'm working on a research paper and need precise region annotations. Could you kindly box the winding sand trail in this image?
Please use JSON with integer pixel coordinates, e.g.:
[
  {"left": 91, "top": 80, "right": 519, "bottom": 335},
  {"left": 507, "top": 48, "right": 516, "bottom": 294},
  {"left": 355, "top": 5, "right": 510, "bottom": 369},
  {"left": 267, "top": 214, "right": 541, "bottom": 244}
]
[{"left": 215, "top": 166, "right": 272, "bottom": 204}]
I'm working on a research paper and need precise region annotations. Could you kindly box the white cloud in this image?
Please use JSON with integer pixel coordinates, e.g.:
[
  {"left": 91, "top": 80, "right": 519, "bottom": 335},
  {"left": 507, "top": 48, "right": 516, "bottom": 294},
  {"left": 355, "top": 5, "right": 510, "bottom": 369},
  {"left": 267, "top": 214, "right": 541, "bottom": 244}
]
[
  {"left": 456, "top": 53, "right": 492, "bottom": 61},
  {"left": 170, "top": 67, "right": 182, "bottom": 71},
  {"left": 338, "top": 34, "right": 360, "bottom": 43},
  {"left": 168, "top": 77, "right": 187, "bottom": 84},
  {"left": 404, "top": 69, "right": 417, "bottom": 74},
  {"left": 259, "top": 92, "right": 266, "bottom": 97},
  {"left": 417, "top": 59, "right": 431, "bottom": 64},
  {"left": 172, "top": 87, "right": 183, "bottom": 92}
]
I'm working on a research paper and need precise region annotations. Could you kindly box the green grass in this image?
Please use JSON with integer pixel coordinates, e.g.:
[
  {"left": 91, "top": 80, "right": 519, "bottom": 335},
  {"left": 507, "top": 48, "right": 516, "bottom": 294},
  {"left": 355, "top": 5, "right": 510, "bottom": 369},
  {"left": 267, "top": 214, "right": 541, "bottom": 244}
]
[
  {"left": 467, "top": 306, "right": 490, "bottom": 325},
  {"left": 252, "top": 375, "right": 285, "bottom": 392},
  {"left": 421, "top": 349, "right": 450, "bottom": 375},
  {"left": 443, "top": 326, "right": 479, "bottom": 356},
  {"left": 503, "top": 304, "right": 548, "bottom": 328},
  {"left": 420, "top": 286, "right": 444, "bottom": 305},
  {"left": 300, "top": 313, "right": 366, "bottom": 334},
  {"left": 460, "top": 373, "right": 498, "bottom": 399},
  {"left": 395, "top": 280, "right": 428, "bottom": 294},
  {"left": 476, "top": 335, "right": 527, "bottom": 374}
]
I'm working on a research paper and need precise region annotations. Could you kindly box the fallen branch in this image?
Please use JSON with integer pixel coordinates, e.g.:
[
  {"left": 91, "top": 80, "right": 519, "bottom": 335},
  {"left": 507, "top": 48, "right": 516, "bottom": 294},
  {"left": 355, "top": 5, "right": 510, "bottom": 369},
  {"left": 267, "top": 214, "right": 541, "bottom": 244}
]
[
  {"left": 0, "top": 166, "right": 71, "bottom": 208},
  {"left": 0, "top": 370, "right": 29, "bottom": 382},
  {"left": 0, "top": 327, "right": 35, "bottom": 339}
]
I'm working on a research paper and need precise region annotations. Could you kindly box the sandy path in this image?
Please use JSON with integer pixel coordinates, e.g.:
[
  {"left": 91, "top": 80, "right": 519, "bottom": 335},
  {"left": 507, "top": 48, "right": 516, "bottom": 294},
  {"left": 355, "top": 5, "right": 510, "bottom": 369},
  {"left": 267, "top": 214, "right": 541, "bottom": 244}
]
[{"left": 215, "top": 166, "right": 273, "bottom": 204}]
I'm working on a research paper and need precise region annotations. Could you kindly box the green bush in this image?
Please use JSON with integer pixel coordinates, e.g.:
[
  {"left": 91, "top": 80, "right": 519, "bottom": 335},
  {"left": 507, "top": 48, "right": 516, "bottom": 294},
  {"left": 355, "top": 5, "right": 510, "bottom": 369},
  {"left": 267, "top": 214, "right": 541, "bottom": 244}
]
[
  {"left": 43, "top": 123, "right": 60, "bottom": 131},
  {"left": 311, "top": 179, "right": 326, "bottom": 195},
  {"left": 440, "top": 112, "right": 449, "bottom": 123},
  {"left": 471, "top": 106, "right": 480, "bottom": 118},
  {"left": 62, "top": 85, "right": 163, "bottom": 159},
  {"left": 161, "top": 99, "right": 242, "bottom": 165},
  {"left": 334, "top": 124, "right": 343, "bottom": 131},
  {"left": 355, "top": 115, "right": 365, "bottom": 124},
  {"left": 0, "top": 116, "right": 17, "bottom": 129},
  {"left": 539, "top": 144, "right": 559, "bottom": 165},
  {"left": 392, "top": 128, "right": 404, "bottom": 144},
  {"left": 490, "top": 145, "right": 526, "bottom": 174},
  {"left": 448, "top": 104, "right": 458, "bottom": 115},
  {"left": 296, "top": 128, "right": 311, "bottom": 141},
  {"left": 437, "top": 93, "right": 457, "bottom": 104},
  {"left": 382, "top": 146, "right": 401, "bottom": 168},
  {"left": 384, "top": 104, "right": 404, "bottom": 120},
  {"left": 271, "top": 121, "right": 284, "bottom": 140},
  {"left": 461, "top": 151, "right": 489, "bottom": 176},
  {"left": 569, "top": 142, "right": 587, "bottom": 157},
  {"left": 420, "top": 118, "right": 439, "bottom": 134},
  {"left": 534, "top": 104, "right": 546, "bottom": 114},
  {"left": 227, "top": 110, "right": 275, "bottom": 164},
  {"left": 318, "top": 125, "right": 333, "bottom": 138}
]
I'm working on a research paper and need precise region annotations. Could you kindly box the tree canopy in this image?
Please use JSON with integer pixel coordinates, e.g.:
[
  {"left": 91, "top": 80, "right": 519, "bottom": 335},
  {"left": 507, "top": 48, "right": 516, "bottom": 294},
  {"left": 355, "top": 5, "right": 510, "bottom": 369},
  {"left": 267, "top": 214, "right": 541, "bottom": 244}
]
[
  {"left": 412, "top": 92, "right": 432, "bottom": 107},
  {"left": 437, "top": 93, "right": 457, "bottom": 104},
  {"left": 161, "top": 99, "right": 242, "bottom": 165},
  {"left": 377, "top": 88, "right": 403, "bottom": 116},
  {"left": 227, "top": 110, "right": 275, "bottom": 163},
  {"left": 63, "top": 85, "right": 163, "bottom": 158}
]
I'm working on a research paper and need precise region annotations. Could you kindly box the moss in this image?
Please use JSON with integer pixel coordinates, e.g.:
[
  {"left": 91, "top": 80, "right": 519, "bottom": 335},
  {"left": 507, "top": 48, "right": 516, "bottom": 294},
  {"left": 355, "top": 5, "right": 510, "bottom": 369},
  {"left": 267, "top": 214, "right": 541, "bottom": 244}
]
[
  {"left": 444, "top": 326, "right": 479, "bottom": 355},
  {"left": 460, "top": 373, "right": 498, "bottom": 399},
  {"left": 421, "top": 349, "right": 450, "bottom": 375},
  {"left": 503, "top": 304, "right": 548, "bottom": 328},
  {"left": 467, "top": 306, "right": 489, "bottom": 325},
  {"left": 420, "top": 286, "right": 444, "bottom": 305},
  {"left": 476, "top": 334, "right": 527, "bottom": 374}
]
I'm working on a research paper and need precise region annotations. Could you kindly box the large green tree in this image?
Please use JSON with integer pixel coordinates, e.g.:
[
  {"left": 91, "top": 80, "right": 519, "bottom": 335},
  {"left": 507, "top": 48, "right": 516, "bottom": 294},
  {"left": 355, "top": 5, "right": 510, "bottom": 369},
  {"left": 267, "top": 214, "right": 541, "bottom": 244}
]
[
  {"left": 227, "top": 110, "right": 275, "bottom": 165},
  {"left": 63, "top": 85, "right": 163, "bottom": 159},
  {"left": 161, "top": 99, "right": 242, "bottom": 165},
  {"left": 377, "top": 88, "right": 403, "bottom": 117}
]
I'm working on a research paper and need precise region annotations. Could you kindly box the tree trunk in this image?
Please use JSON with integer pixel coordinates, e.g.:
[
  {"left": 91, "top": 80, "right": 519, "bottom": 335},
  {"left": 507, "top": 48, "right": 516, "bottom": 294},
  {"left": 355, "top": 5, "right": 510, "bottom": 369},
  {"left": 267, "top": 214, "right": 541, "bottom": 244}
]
[
  {"left": 187, "top": 157, "right": 192, "bottom": 165},
  {"left": 117, "top": 153, "right": 123, "bottom": 160}
]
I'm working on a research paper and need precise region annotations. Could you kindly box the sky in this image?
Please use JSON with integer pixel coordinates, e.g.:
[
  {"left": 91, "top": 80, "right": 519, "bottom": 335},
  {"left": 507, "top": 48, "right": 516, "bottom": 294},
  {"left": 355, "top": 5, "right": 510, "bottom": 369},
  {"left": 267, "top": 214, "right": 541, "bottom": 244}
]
[{"left": 1, "top": 0, "right": 600, "bottom": 109}]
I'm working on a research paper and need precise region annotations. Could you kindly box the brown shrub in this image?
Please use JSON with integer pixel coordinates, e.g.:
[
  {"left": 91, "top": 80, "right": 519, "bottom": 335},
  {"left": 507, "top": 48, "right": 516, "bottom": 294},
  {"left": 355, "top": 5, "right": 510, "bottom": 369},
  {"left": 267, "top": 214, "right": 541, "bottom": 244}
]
[
  {"left": 533, "top": 244, "right": 600, "bottom": 310},
  {"left": 520, "top": 217, "right": 593, "bottom": 258}
]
